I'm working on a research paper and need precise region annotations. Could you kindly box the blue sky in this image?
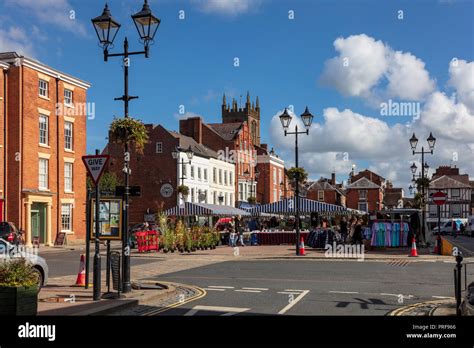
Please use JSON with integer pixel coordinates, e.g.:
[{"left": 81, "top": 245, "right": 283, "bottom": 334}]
[{"left": 1, "top": 0, "right": 473, "bottom": 190}]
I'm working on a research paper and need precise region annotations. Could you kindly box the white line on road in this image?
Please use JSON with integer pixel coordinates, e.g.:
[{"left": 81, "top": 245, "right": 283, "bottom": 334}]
[
  {"left": 202, "top": 288, "right": 226, "bottom": 291},
  {"left": 380, "top": 293, "right": 400, "bottom": 297},
  {"left": 235, "top": 289, "right": 261, "bottom": 293},
  {"left": 329, "top": 291, "right": 359, "bottom": 294},
  {"left": 278, "top": 290, "right": 310, "bottom": 315},
  {"left": 284, "top": 289, "right": 305, "bottom": 292},
  {"left": 242, "top": 287, "right": 269, "bottom": 291},
  {"left": 184, "top": 305, "right": 250, "bottom": 316},
  {"left": 208, "top": 286, "right": 235, "bottom": 289},
  {"left": 278, "top": 291, "right": 301, "bottom": 295},
  {"left": 432, "top": 296, "right": 453, "bottom": 299}
]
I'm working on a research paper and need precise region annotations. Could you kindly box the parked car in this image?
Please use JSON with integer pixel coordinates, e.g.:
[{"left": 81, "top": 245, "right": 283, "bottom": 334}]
[
  {"left": 0, "top": 238, "right": 48, "bottom": 288},
  {"left": 0, "top": 221, "right": 23, "bottom": 245},
  {"left": 432, "top": 219, "right": 468, "bottom": 235}
]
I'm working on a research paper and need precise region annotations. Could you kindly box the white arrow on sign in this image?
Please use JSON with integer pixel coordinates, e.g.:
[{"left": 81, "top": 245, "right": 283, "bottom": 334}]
[{"left": 82, "top": 155, "right": 110, "bottom": 185}]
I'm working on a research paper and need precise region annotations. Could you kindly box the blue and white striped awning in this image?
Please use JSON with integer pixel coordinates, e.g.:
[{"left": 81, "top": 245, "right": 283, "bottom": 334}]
[
  {"left": 164, "top": 202, "right": 250, "bottom": 217},
  {"left": 249, "top": 197, "right": 346, "bottom": 215}
]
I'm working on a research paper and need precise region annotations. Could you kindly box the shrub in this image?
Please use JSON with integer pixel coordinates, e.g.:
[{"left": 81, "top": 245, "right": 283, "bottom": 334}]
[{"left": 0, "top": 259, "right": 40, "bottom": 288}]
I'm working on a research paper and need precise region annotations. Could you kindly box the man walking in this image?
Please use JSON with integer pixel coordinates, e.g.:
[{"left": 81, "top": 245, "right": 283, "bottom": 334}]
[{"left": 235, "top": 215, "right": 245, "bottom": 246}]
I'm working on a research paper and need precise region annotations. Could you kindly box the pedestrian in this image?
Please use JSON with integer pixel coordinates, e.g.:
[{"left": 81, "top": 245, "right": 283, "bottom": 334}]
[
  {"left": 340, "top": 217, "right": 348, "bottom": 243},
  {"left": 229, "top": 225, "right": 237, "bottom": 247},
  {"left": 235, "top": 215, "right": 245, "bottom": 246},
  {"left": 452, "top": 220, "right": 457, "bottom": 239},
  {"left": 352, "top": 219, "right": 363, "bottom": 245}
]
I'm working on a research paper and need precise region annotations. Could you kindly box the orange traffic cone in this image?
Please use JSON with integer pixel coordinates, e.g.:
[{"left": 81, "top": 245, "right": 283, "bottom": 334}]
[
  {"left": 409, "top": 237, "right": 418, "bottom": 257},
  {"left": 299, "top": 237, "right": 305, "bottom": 256},
  {"left": 74, "top": 254, "right": 86, "bottom": 286}
]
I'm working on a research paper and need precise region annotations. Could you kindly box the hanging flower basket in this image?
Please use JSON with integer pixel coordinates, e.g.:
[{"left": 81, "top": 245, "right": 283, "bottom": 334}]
[
  {"left": 177, "top": 185, "right": 189, "bottom": 197},
  {"left": 109, "top": 117, "right": 149, "bottom": 154}
]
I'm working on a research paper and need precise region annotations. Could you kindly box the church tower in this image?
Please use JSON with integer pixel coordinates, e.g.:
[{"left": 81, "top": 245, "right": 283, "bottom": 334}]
[{"left": 222, "top": 91, "right": 260, "bottom": 146}]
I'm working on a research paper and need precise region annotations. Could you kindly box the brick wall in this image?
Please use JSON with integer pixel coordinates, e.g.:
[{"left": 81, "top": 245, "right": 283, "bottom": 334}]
[{"left": 106, "top": 124, "right": 179, "bottom": 225}]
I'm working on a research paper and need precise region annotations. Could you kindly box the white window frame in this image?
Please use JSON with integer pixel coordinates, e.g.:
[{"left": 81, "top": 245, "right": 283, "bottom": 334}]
[
  {"left": 64, "top": 89, "right": 73, "bottom": 106},
  {"left": 39, "top": 158, "right": 49, "bottom": 190},
  {"left": 204, "top": 168, "right": 208, "bottom": 182},
  {"left": 39, "top": 114, "right": 49, "bottom": 145},
  {"left": 39, "top": 79, "right": 49, "bottom": 98},
  {"left": 61, "top": 204, "right": 72, "bottom": 232},
  {"left": 64, "top": 121, "right": 73, "bottom": 150},
  {"left": 451, "top": 188, "right": 460, "bottom": 198},
  {"left": 64, "top": 163, "right": 73, "bottom": 192},
  {"left": 191, "top": 166, "right": 195, "bottom": 179},
  {"left": 358, "top": 202, "right": 368, "bottom": 212},
  {"left": 198, "top": 167, "right": 202, "bottom": 180},
  {"left": 359, "top": 190, "right": 368, "bottom": 199},
  {"left": 155, "top": 142, "right": 163, "bottom": 153},
  {"left": 318, "top": 190, "right": 324, "bottom": 201}
]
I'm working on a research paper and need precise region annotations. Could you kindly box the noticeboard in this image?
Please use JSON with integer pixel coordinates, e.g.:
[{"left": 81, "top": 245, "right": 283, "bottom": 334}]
[{"left": 90, "top": 198, "right": 123, "bottom": 240}]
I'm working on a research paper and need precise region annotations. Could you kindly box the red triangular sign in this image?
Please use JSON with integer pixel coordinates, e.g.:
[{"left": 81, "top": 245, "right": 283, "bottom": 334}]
[{"left": 82, "top": 155, "right": 110, "bottom": 185}]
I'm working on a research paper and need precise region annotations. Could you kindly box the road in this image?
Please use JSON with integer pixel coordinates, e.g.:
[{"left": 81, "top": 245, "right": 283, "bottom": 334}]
[
  {"left": 141, "top": 259, "right": 471, "bottom": 316},
  {"left": 40, "top": 248, "right": 159, "bottom": 278}
]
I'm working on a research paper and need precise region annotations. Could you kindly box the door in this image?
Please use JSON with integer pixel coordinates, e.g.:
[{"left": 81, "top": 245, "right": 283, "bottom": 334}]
[{"left": 31, "top": 203, "right": 46, "bottom": 244}]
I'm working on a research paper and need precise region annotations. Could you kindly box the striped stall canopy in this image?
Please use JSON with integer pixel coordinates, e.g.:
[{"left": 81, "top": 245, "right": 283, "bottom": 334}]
[
  {"left": 164, "top": 202, "right": 213, "bottom": 216},
  {"left": 164, "top": 202, "right": 250, "bottom": 217},
  {"left": 249, "top": 197, "right": 346, "bottom": 215}
]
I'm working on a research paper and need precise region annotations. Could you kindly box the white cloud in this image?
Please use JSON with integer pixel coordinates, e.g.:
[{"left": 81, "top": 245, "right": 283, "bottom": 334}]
[
  {"left": 0, "top": 26, "right": 35, "bottom": 56},
  {"left": 320, "top": 34, "right": 435, "bottom": 103},
  {"left": 5, "top": 0, "right": 87, "bottom": 37},
  {"left": 191, "top": 0, "right": 262, "bottom": 16},
  {"left": 448, "top": 59, "right": 474, "bottom": 112},
  {"left": 386, "top": 50, "right": 435, "bottom": 100},
  {"left": 420, "top": 91, "right": 474, "bottom": 143}
]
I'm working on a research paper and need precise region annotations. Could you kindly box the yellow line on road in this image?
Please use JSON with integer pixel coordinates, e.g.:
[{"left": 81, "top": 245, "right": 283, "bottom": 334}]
[{"left": 144, "top": 284, "right": 207, "bottom": 316}]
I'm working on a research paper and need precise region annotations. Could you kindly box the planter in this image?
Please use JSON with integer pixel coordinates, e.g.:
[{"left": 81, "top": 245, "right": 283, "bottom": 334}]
[{"left": 0, "top": 286, "right": 38, "bottom": 316}]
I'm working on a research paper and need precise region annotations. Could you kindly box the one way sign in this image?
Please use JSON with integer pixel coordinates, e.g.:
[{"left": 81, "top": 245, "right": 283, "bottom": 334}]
[{"left": 82, "top": 155, "right": 110, "bottom": 185}]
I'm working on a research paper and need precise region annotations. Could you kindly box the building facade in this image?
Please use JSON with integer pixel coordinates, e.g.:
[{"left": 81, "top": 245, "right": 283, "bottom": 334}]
[
  {"left": 427, "top": 166, "right": 471, "bottom": 222},
  {"left": 346, "top": 170, "right": 385, "bottom": 213},
  {"left": 307, "top": 173, "right": 346, "bottom": 207},
  {"left": 105, "top": 123, "right": 236, "bottom": 225},
  {"left": 0, "top": 52, "right": 90, "bottom": 245},
  {"left": 256, "top": 145, "right": 291, "bottom": 204}
]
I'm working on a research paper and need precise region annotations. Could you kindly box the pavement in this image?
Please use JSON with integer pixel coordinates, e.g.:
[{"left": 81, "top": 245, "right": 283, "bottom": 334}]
[
  {"left": 442, "top": 235, "right": 474, "bottom": 257},
  {"left": 36, "top": 243, "right": 473, "bottom": 316}
]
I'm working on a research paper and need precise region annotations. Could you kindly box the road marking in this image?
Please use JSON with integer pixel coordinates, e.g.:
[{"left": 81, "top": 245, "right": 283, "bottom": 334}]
[
  {"left": 278, "top": 291, "right": 301, "bottom": 295},
  {"left": 143, "top": 285, "right": 207, "bottom": 316},
  {"left": 203, "top": 288, "right": 225, "bottom": 291},
  {"left": 184, "top": 305, "right": 250, "bottom": 316},
  {"left": 242, "top": 287, "right": 268, "bottom": 291},
  {"left": 208, "top": 286, "right": 235, "bottom": 289},
  {"left": 380, "top": 293, "right": 400, "bottom": 297},
  {"left": 329, "top": 291, "right": 359, "bottom": 294},
  {"left": 432, "top": 296, "right": 453, "bottom": 299},
  {"left": 284, "top": 289, "right": 305, "bottom": 292},
  {"left": 278, "top": 290, "right": 310, "bottom": 315},
  {"left": 235, "top": 289, "right": 261, "bottom": 293}
]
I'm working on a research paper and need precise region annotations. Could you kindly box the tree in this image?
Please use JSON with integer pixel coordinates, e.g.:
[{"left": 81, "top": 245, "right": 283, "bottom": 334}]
[
  {"left": 86, "top": 171, "right": 122, "bottom": 192},
  {"left": 287, "top": 167, "right": 309, "bottom": 184}
]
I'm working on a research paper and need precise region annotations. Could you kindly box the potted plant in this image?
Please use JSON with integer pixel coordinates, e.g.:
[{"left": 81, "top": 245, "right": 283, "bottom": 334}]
[
  {"left": 247, "top": 196, "right": 257, "bottom": 205},
  {"left": 109, "top": 117, "right": 149, "bottom": 154},
  {"left": 0, "top": 259, "right": 40, "bottom": 316}
]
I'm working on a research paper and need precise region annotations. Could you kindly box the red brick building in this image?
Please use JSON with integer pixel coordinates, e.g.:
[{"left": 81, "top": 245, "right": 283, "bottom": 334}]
[
  {"left": 255, "top": 145, "right": 292, "bottom": 203},
  {"left": 346, "top": 169, "right": 385, "bottom": 213},
  {"left": 0, "top": 52, "right": 90, "bottom": 245},
  {"left": 180, "top": 115, "right": 257, "bottom": 205},
  {"left": 105, "top": 123, "right": 235, "bottom": 225},
  {"left": 307, "top": 173, "right": 346, "bottom": 206}
]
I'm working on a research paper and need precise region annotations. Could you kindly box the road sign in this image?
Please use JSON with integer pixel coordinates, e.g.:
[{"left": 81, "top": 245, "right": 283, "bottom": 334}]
[
  {"left": 432, "top": 191, "right": 447, "bottom": 206},
  {"left": 115, "top": 185, "right": 141, "bottom": 197},
  {"left": 82, "top": 155, "right": 110, "bottom": 185}
]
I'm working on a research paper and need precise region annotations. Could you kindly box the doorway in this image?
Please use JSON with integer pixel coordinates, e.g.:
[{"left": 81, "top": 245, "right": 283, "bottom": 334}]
[{"left": 31, "top": 203, "right": 46, "bottom": 244}]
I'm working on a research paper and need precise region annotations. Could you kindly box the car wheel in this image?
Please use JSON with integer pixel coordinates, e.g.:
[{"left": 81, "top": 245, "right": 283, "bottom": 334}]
[{"left": 33, "top": 267, "right": 44, "bottom": 289}]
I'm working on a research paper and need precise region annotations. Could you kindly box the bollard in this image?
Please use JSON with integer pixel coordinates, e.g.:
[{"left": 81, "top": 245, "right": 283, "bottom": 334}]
[{"left": 455, "top": 253, "right": 463, "bottom": 316}]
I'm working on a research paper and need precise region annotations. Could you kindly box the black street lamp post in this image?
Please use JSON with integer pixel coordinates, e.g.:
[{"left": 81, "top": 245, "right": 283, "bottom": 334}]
[
  {"left": 172, "top": 146, "right": 194, "bottom": 203},
  {"left": 91, "top": 1, "right": 160, "bottom": 294},
  {"left": 409, "top": 132, "right": 436, "bottom": 242},
  {"left": 279, "top": 107, "right": 314, "bottom": 256}
]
